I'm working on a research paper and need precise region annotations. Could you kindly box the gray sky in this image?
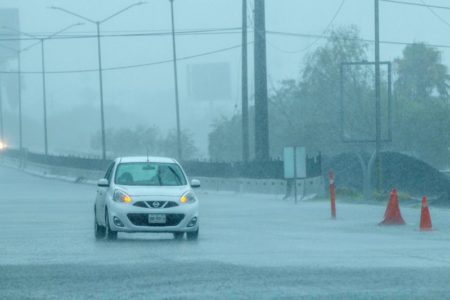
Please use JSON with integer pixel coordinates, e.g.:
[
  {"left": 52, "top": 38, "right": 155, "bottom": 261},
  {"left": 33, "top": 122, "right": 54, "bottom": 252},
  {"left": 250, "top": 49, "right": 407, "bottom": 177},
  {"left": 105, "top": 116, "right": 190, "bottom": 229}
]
[{"left": 0, "top": 0, "right": 449, "bottom": 157}]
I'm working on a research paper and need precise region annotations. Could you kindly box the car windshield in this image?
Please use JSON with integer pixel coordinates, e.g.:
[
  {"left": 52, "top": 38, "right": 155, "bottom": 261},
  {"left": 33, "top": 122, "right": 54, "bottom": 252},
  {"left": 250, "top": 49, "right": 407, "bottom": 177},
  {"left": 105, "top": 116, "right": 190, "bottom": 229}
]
[{"left": 114, "top": 162, "right": 187, "bottom": 186}]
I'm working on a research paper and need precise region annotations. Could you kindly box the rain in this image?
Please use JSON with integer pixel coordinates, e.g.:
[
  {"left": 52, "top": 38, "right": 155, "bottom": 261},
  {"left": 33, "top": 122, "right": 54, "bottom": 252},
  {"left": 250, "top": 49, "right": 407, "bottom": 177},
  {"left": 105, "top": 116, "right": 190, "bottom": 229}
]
[{"left": 2, "top": 0, "right": 450, "bottom": 299}]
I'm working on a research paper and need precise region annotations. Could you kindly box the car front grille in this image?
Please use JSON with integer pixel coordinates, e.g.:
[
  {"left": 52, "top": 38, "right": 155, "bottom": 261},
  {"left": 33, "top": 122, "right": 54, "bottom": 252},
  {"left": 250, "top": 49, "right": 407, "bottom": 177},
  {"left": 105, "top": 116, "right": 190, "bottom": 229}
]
[
  {"left": 133, "top": 201, "right": 179, "bottom": 209},
  {"left": 127, "top": 213, "right": 185, "bottom": 227}
]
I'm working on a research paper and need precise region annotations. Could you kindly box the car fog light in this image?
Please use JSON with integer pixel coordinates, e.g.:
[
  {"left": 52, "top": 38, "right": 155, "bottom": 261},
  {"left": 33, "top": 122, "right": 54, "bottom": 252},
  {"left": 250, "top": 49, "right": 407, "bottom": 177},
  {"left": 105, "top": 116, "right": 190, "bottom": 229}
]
[
  {"left": 113, "top": 216, "right": 124, "bottom": 227},
  {"left": 187, "top": 217, "right": 198, "bottom": 227}
]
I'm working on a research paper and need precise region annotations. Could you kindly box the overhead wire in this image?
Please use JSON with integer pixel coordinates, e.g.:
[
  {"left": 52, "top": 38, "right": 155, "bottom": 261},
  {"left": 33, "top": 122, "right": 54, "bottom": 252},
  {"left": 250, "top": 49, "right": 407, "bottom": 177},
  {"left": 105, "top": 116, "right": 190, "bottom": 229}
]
[
  {"left": 381, "top": 0, "right": 450, "bottom": 29},
  {"left": 0, "top": 43, "right": 252, "bottom": 74},
  {"left": 419, "top": 0, "right": 450, "bottom": 28},
  {"left": 0, "top": 27, "right": 242, "bottom": 42},
  {"left": 380, "top": 0, "right": 450, "bottom": 10},
  {"left": 4, "top": 28, "right": 450, "bottom": 75},
  {"left": 267, "top": 30, "right": 450, "bottom": 50},
  {"left": 3, "top": 1, "right": 450, "bottom": 75},
  {"left": 276, "top": 0, "right": 346, "bottom": 54}
]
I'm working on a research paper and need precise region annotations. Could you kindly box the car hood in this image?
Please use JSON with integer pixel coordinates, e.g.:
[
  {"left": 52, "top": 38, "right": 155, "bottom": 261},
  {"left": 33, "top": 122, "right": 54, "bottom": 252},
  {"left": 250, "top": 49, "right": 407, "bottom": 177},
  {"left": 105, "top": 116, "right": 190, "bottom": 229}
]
[{"left": 117, "top": 185, "right": 190, "bottom": 197}]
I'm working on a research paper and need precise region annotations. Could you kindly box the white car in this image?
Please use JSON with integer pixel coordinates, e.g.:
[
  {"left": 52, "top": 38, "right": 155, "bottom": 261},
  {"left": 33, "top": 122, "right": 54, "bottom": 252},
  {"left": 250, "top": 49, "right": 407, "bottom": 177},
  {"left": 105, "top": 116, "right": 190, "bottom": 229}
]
[{"left": 94, "top": 156, "right": 200, "bottom": 241}]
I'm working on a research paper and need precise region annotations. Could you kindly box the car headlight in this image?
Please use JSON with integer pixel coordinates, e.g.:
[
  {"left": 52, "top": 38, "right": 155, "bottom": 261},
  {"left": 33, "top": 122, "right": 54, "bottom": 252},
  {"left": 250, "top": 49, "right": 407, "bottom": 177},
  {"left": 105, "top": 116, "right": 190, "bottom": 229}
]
[
  {"left": 179, "top": 191, "right": 197, "bottom": 204},
  {"left": 113, "top": 190, "right": 132, "bottom": 203}
]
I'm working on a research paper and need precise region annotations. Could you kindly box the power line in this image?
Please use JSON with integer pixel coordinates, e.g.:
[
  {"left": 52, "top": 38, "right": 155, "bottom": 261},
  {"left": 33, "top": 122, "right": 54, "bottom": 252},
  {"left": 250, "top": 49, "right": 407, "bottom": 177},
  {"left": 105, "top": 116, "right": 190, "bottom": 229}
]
[
  {"left": 2, "top": 29, "right": 450, "bottom": 75},
  {"left": 254, "top": 0, "right": 346, "bottom": 54},
  {"left": 278, "top": 0, "right": 347, "bottom": 54},
  {"left": 267, "top": 30, "right": 450, "bottom": 50},
  {"left": 0, "top": 27, "right": 242, "bottom": 42},
  {"left": 419, "top": 0, "right": 450, "bottom": 28},
  {"left": 0, "top": 43, "right": 252, "bottom": 74},
  {"left": 381, "top": 0, "right": 450, "bottom": 28},
  {"left": 380, "top": 0, "right": 450, "bottom": 10}
]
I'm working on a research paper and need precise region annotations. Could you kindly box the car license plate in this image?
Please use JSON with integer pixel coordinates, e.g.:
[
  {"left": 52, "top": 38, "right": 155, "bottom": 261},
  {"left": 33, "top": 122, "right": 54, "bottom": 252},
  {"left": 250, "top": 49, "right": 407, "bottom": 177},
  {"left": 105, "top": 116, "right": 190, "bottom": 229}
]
[{"left": 148, "top": 214, "right": 166, "bottom": 224}]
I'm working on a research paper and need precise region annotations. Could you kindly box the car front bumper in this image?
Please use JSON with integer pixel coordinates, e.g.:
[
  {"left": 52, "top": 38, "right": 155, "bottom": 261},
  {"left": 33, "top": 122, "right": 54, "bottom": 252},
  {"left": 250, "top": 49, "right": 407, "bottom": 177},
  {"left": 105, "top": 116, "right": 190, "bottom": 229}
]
[{"left": 107, "top": 201, "right": 199, "bottom": 233}]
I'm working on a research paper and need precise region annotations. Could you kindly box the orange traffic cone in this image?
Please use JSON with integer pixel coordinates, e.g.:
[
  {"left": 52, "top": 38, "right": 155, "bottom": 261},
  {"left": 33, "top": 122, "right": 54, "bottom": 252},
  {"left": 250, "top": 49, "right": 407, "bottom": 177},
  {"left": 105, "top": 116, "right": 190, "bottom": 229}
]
[
  {"left": 379, "top": 188, "right": 405, "bottom": 225},
  {"left": 420, "top": 196, "right": 432, "bottom": 231}
]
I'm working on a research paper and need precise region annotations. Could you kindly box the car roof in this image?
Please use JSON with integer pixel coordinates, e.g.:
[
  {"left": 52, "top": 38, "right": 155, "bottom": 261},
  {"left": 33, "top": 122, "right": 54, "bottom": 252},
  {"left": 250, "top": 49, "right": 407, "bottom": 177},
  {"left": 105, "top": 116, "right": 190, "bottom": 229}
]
[{"left": 116, "top": 156, "right": 178, "bottom": 164}]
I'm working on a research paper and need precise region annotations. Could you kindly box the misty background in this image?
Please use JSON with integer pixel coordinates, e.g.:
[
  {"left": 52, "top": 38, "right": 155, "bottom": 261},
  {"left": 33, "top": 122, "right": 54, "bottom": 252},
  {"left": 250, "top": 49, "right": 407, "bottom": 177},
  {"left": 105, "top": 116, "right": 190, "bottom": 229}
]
[{"left": 1, "top": 0, "right": 450, "bottom": 166}]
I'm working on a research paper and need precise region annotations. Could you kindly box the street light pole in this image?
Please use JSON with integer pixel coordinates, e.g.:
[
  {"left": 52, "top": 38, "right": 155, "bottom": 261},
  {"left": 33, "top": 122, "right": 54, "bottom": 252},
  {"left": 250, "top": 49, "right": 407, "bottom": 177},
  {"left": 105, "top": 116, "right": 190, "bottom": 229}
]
[
  {"left": 96, "top": 22, "right": 107, "bottom": 161},
  {"left": 374, "top": 0, "right": 382, "bottom": 192},
  {"left": 17, "top": 52, "right": 22, "bottom": 152},
  {"left": 50, "top": 2, "right": 145, "bottom": 160},
  {"left": 241, "top": 0, "right": 249, "bottom": 162},
  {"left": 40, "top": 39, "right": 48, "bottom": 156},
  {"left": 169, "top": 0, "right": 182, "bottom": 161},
  {"left": 0, "top": 80, "right": 3, "bottom": 143},
  {"left": 254, "top": 0, "right": 270, "bottom": 161},
  {"left": 0, "top": 44, "right": 25, "bottom": 153},
  {"left": 3, "top": 23, "right": 83, "bottom": 156}
]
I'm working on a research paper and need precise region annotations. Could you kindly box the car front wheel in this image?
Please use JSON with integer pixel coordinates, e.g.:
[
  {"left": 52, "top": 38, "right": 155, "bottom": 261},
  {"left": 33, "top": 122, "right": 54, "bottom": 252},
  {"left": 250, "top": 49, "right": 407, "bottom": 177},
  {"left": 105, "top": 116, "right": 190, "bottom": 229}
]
[
  {"left": 94, "top": 208, "right": 105, "bottom": 240},
  {"left": 104, "top": 209, "right": 118, "bottom": 241},
  {"left": 186, "top": 228, "right": 199, "bottom": 241}
]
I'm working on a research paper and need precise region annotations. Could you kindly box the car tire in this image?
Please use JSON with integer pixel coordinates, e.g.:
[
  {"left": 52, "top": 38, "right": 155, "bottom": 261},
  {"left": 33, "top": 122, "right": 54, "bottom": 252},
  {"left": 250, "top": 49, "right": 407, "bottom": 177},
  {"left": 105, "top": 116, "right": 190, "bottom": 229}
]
[
  {"left": 94, "top": 208, "right": 106, "bottom": 240},
  {"left": 105, "top": 209, "right": 118, "bottom": 241},
  {"left": 186, "top": 228, "right": 199, "bottom": 241},
  {"left": 173, "top": 232, "right": 184, "bottom": 240}
]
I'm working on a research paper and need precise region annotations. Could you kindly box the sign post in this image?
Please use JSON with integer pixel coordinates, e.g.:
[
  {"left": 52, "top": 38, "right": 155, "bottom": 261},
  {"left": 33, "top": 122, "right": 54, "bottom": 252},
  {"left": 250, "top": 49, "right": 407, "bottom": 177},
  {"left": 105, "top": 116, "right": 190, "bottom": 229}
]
[
  {"left": 329, "top": 170, "right": 336, "bottom": 219},
  {"left": 283, "top": 146, "right": 306, "bottom": 204}
]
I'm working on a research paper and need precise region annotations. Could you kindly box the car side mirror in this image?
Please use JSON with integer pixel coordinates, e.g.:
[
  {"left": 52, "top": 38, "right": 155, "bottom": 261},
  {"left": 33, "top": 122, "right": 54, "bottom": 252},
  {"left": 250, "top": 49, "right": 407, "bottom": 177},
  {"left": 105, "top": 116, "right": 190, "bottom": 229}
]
[
  {"left": 190, "top": 179, "right": 201, "bottom": 188},
  {"left": 97, "top": 178, "right": 109, "bottom": 187}
]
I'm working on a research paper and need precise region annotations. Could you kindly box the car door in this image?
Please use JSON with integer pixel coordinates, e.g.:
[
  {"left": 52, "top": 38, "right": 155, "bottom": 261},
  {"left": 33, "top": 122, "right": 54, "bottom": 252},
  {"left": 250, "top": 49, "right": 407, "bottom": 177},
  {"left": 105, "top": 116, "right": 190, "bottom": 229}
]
[{"left": 96, "top": 162, "right": 115, "bottom": 225}]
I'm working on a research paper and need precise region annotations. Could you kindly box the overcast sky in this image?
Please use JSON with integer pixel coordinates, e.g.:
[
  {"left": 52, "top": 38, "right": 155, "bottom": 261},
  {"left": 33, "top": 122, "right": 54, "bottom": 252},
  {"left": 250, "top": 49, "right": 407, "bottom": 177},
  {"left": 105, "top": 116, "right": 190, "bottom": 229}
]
[{"left": 0, "top": 0, "right": 449, "bottom": 157}]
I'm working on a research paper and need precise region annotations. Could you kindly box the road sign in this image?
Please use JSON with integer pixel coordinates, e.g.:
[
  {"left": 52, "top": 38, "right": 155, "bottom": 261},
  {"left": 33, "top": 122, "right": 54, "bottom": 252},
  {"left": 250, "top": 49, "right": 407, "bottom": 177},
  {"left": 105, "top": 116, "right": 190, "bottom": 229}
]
[
  {"left": 284, "top": 146, "right": 306, "bottom": 204},
  {"left": 283, "top": 146, "right": 306, "bottom": 179}
]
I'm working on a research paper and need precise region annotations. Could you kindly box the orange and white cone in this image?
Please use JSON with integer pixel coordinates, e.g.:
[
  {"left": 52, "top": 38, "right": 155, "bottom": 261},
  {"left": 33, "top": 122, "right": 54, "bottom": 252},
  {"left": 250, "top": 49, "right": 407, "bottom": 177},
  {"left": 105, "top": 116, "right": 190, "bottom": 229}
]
[
  {"left": 379, "top": 188, "right": 406, "bottom": 225},
  {"left": 420, "top": 196, "right": 432, "bottom": 231}
]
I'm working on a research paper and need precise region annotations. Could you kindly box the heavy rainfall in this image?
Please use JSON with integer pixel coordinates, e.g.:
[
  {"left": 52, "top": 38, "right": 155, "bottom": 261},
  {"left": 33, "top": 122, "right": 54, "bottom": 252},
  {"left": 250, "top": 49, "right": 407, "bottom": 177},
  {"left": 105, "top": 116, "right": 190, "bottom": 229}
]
[{"left": 2, "top": 0, "right": 450, "bottom": 299}]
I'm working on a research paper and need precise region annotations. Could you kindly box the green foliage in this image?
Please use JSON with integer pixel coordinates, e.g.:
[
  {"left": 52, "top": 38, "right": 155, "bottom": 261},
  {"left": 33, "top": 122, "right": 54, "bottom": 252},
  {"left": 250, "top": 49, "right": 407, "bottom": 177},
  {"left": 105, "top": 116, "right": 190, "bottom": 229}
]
[
  {"left": 393, "top": 97, "right": 450, "bottom": 166},
  {"left": 392, "top": 43, "right": 450, "bottom": 166},
  {"left": 208, "top": 115, "right": 242, "bottom": 162},
  {"left": 208, "top": 109, "right": 255, "bottom": 161},
  {"left": 394, "top": 43, "right": 450, "bottom": 102},
  {"left": 91, "top": 126, "right": 198, "bottom": 160},
  {"left": 208, "top": 27, "right": 450, "bottom": 168}
]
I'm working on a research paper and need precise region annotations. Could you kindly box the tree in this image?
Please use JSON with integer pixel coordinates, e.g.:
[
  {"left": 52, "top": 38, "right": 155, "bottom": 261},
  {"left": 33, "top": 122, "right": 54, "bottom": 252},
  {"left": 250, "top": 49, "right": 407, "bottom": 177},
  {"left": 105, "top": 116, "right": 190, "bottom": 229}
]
[
  {"left": 208, "top": 113, "right": 251, "bottom": 162},
  {"left": 91, "top": 126, "right": 198, "bottom": 160},
  {"left": 208, "top": 26, "right": 371, "bottom": 161},
  {"left": 207, "top": 27, "right": 450, "bottom": 168},
  {"left": 392, "top": 43, "right": 450, "bottom": 166},
  {"left": 394, "top": 43, "right": 450, "bottom": 102}
]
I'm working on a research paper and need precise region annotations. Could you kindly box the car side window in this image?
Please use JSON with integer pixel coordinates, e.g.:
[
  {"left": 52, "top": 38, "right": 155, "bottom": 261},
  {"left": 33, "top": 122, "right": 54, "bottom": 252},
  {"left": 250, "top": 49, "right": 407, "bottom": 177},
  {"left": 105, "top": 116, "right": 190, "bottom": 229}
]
[{"left": 104, "top": 163, "right": 115, "bottom": 181}]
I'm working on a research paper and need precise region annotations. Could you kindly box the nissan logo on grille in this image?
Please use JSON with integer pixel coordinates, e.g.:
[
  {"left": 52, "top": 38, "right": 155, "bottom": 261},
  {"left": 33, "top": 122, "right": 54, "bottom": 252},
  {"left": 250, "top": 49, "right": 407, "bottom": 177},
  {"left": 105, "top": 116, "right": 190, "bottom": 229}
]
[{"left": 151, "top": 201, "right": 161, "bottom": 208}]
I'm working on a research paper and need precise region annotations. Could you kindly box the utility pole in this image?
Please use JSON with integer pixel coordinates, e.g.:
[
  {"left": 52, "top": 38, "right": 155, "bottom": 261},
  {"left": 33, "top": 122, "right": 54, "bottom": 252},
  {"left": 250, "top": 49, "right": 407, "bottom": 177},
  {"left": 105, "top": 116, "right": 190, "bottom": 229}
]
[
  {"left": 96, "top": 22, "right": 107, "bottom": 161},
  {"left": 169, "top": 0, "right": 183, "bottom": 161},
  {"left": 0, "top": 80, "right": 4, "bottom": 143},
  {"left": 18, "top": 53, "right": 22, "bottom": 153},
  {"left": 242, "top": 0, "right": 249, "bottom": 162},
  {"left": 3, "top": 23, "right": 83, "bottom": 157},
  {"left": 254, "top": 0, "right": 270, "bottom": 161},
  {"left": 374, "top": 0, "right": 382, "bottom": 192},
  {"left": 40, "top": 39, "right": 48, "bottom": 156},
  {"left": 0, "top": 44, "right": 25, "bottom": 153},
  {"left": 51, "top": 3, "right": 145, "bottom": 160}
]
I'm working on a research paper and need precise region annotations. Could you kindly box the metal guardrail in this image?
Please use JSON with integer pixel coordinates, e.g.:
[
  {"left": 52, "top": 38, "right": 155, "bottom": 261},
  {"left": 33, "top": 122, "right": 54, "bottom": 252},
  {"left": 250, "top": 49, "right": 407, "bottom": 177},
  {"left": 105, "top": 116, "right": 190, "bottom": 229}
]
[{"left": 2, "top": 149, "right": 322, "bottom": 179}]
